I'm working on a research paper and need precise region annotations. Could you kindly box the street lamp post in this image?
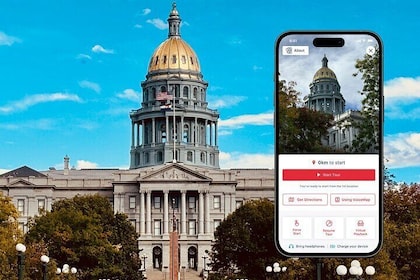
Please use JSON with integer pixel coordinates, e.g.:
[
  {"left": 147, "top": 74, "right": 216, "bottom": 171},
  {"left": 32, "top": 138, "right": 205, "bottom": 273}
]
[
  {"left": 140, "top": 254, "right": 148, "bottom": 279},
  {"left": 15, "top": 243, "right": 26, "bottom": 280},
  {"left": 336, "top": 260, "right": 375, "bottom": 279},
  {"left": 201, "top": 253, "right": 208, "bottom": 279},
  {"left": 265, "top": 262, "right": 287, "bottom": 280},
  {"left": 40, "top": 255, "right": 50, "bottom": 280},
  {"left": 56, "top": 264, "right": 77, "bottom": 279}
]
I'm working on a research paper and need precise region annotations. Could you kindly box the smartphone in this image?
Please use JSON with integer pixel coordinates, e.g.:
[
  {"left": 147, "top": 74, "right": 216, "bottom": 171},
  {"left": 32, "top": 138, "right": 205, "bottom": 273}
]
[{"left": 275, "top": 31, "right": 383, "bottom": 257}]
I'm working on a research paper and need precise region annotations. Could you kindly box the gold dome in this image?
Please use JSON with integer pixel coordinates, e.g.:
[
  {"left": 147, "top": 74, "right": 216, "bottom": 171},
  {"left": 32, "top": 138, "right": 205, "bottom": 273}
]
[
  {"left": 313, "top": 55, "right": 337, "bottom": 81},
  {"left": 148, "top": 37, "right": 200, "bottom": 73},
  {"left": 313, "top": 67, "right": 337, "bottom": 80}
]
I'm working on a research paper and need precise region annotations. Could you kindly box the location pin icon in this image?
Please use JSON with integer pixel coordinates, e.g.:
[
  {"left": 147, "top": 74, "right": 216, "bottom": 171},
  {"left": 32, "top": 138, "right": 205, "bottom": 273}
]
[{"left": 312, "top": 160, "right": 316, "bottom": 165}]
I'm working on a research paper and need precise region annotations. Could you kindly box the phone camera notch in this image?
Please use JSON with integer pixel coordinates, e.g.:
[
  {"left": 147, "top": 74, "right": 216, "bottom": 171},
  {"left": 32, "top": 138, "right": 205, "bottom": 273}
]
[{"left": 313, "top": 38, "right": 345, "bottom": 47}]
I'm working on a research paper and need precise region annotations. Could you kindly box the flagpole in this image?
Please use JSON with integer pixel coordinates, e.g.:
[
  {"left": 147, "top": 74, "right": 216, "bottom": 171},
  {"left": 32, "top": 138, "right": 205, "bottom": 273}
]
[{"left": 172, "top": 90, "right": 176, "bottom": 163}]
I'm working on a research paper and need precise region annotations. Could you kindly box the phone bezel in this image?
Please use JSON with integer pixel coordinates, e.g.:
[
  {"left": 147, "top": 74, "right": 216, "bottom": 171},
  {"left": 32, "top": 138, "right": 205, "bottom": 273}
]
[{"left": 274, "top": 31, "right": 384, "bottom": 257}]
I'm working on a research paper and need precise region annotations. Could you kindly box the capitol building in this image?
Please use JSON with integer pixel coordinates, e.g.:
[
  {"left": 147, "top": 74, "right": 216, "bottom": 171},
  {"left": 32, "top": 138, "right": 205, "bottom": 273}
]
[{"left": 0, "top": 3, "right": 274, "bottom": 275}]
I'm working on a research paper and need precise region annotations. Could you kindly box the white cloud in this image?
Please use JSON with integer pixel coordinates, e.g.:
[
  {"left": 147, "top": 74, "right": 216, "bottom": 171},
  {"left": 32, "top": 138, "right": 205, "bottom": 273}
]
[
  {"left": 0, "top": 31, "right": 21, "bottom": 46},
  {"left": 117, "top": 89, "right": 140, "bottom": 102},
  {"left": 76, "top": 53, "right": 92, "bottom": 60},
  {"left": 219, "top": 151, "right": 274, "bottom": 169},
  {"left": 146, "top": 18, "right": 167, "bottom": 30},
  {"left": 76, "top": 160, "right": 98, "bottom": 169},
  {"left": 385, "top": 132, "right": 420, "bottom": 168},
  {"left": 0, "top": 93, "right": 82, "bottom": 114},
  {"left": 0, "top": 118, "right": 58, "bottom": 130},
  {"left": 208, "top": 95, "right": 246, "bottom": 109},
  {"left": 134, "top": 24, "right": 143, "bottom": 29},
  {"left": 142, "top": 8, "right": 151, "bottom": 15},
  {"left": 219, "top": 112, "right": 273, "bottom": 129},
  {"left": 91, "top": 44, "right": 114, "bottom": 54},
  {"left": 385, "top": 77, "right": 420, "bottom": 99},
  {"left": 384, "top": 76, "right": 420, "bottom": 120},
  {"left": 78, "top": 80, "right": 101, "bottom": 93}
]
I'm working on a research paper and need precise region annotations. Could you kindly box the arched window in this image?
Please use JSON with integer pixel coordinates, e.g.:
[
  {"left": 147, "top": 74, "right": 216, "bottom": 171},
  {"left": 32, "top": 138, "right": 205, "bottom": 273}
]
[
  {"left": 200, "top": 152, "right": 206, "bottom": 163},
  {"left": 210, "top": 153, "right": 215, "bottom": 165},
  {"left": 193, "top": 87, "right": 198, "bottom": 99},
  {"left": 157, "top": 151, "right": 163, "bottom": 162},
  {"left": 160, "top": 86, "right": 167, "bottom": 93},
  {"left": 152, "top": 88, "right": 156, "bottom": 99},
  {"left": 183, "top": 124, "right": 189, "bottom": 143},
  {"left": 183, "top": 86, "right": 189, "bottom": 98},
  {"left": 187, "top": 151, "right": 193, "bottom": 162},
  {"left": 161, "top": 124, "right": 166, "bottom": 143}
]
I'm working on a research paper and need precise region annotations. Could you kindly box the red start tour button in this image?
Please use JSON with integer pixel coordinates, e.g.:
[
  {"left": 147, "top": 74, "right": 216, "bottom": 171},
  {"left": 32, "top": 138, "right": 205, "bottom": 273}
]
[{"left": 282, "top": 169, "right": 375, "bottom": 181}]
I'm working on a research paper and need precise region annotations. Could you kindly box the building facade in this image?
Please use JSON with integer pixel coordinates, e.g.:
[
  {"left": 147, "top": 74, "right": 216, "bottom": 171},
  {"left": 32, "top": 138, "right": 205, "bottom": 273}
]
[{"left": 0, "top": 4, "right": 275, "bottom": 274}]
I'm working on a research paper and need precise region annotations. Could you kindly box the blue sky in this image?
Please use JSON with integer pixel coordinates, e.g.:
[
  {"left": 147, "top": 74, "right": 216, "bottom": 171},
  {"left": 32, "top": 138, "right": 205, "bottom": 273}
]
[{"left": 1, "top": 0, "right": 420, "bottom": 183}]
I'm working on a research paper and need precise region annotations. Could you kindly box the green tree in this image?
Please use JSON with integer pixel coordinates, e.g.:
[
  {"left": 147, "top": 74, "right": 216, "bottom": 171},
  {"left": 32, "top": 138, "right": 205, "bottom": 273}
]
[
  {"left": 25, "top": 194, "right": 140, "bottom": 280},
  {"left": 0, "top": 193, "right": 22, "bottom": 280},
  {"left": 277, "top": 80, "right": 333, "bottom": 153},
  {"left": 211, "top": 199, "right": 283, "bottom": 280},
  {"left": 382, "top": 184, "right": 420, "bottom": 280},
  {"left": 351, "top": 46, "right": 381, "bottom": 152}
]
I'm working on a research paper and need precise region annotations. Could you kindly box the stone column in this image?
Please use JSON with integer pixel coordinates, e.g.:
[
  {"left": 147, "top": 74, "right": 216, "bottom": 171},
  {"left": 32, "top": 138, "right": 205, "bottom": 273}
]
[
  {"left": 131, "top": 122, "right": 135, "bottom": 147},
  {"left": 198, "top": 190, "right": 204, "bottom": 234},
  {"left": 204, "top": 191, "right": 210, "bottom": 234},
  {"left": 141, "top": 120, "right": 145, "bottom": 145},
  {"left": 231, "top": 192, "right": 236, "bottom": 213},
  {"left": 164, "top": 190, "right": 169, "bottom": 234},
  {"left": 224, "top": 192, "right": 231, "bottom": 217},
  {"left": 139, "top": 191, "right": 145, "bottom": 235},
  {"left": 215, "top": 121, "right": 218, "bottom": 146},
  {"left": 181, "top": 190, "right": 187, "bottom": 235},
  {"left": 146, "top": 191, "right": 151, "bottom": 235},
  {"left": 152, "top": 117, "right": 156, "bottom": 144}
]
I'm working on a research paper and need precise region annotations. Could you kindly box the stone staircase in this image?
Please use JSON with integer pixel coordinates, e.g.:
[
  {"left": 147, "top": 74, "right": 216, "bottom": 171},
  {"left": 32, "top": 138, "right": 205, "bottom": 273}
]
[{"left": 145, "top": 269, "right": 201, "bottom": 280}]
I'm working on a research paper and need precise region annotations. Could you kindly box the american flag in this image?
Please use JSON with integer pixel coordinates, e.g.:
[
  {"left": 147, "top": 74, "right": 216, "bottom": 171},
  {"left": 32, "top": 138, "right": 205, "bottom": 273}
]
[{"left": 156, "top": 91, "right": 173, "bottom": 101}]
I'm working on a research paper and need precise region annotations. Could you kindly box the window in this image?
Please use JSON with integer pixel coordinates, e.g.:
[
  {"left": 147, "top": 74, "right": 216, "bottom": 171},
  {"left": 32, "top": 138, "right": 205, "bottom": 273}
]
[
  {"left": 130, "top": 219, "right": 137, "bottom": 231},
  {"left": 172, "top": 55, "right": 177, "bottom": 64},
  {"left": 163, "top": 55, "right": 167, "bottom": 64},
  {"left": 187, "top": 151, "right": 193, "bottom": 162},
  {"left": 188, "top": 196, "right": 196, "bottom": 209},
  {"left": 129, "top": 196, "right": 136, "bottom": 209},
  {"left": 200, "top": 152, "right": 206, "bottom": 163},
  {"left": 190, "top": 56, "right": 194, "bottom": 65},
  {"left": 154, "top": 196, "right": 162, "bottom": 209},
  {"left": 38, "top": 199, "right": 45, "bottom": 214},
  {"left": 157, "top": 151, "right": 163, "bottom": 162},
  {"left": 183, "top": 86, "right": 189, "bottom": 98},
  {"left": 188, "top": 220, "right": 196, "bottom": 235},
  {"left": 213, "top": 196, "right": 221, "bottom": 209},
  {"left": 183, "top": 124, "right": 189, "bottom": 142},
  {"left": 155, "top": 56, "right": 159, "bottom": 65},
  {"left": 17, "top": 199, "right": 25, "bottom": 215},
  {"left": 236, "top": 200, "right": 243, "bottom": 209},
  {"left": 154, "top": 220, "right": 161, "bottom": 236},
  {"left": 181, "top": 55, "right": 186, "bottom": 64},
  {"left": 214, "top": 219, "right": 222, "bottom": 231}
]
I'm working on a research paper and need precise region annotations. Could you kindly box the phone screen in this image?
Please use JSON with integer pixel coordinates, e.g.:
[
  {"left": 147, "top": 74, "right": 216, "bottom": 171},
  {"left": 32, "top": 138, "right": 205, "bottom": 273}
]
[{"left": 275, "top": 32, "right": 383, "bottom": 257}]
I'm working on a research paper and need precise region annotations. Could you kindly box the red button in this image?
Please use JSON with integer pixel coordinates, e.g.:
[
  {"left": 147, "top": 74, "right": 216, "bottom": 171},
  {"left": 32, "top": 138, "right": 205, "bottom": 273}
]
[{"left": 282, "top": 169, "right": 375, "bottom": 181}]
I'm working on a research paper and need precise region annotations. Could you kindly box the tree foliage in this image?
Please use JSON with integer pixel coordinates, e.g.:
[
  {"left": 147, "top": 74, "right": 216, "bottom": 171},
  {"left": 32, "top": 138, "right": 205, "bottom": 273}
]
[
  {"left": 277, "top": 80, "right": 333, "bottom": 153},
  {"left": 0, "top": 193, "right": 22, "bottom": 280},
  {"left": 25, "top": 194, "right": 140, "bottom": 280},
  {"left": 351, "top": 46, "right": 381, "bottom": 152},
  {"left": 211, "top": 199, "right": 284, "bottom": 279}
]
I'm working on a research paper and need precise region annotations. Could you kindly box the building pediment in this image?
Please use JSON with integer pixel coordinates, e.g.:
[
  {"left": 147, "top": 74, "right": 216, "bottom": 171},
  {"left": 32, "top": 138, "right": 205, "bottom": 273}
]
[
  {"left": 139, "top": 164, "right": 212, "bottom": 182},
  {"left": 6, "top": 179, "right": 36, "bottom": 187}
]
